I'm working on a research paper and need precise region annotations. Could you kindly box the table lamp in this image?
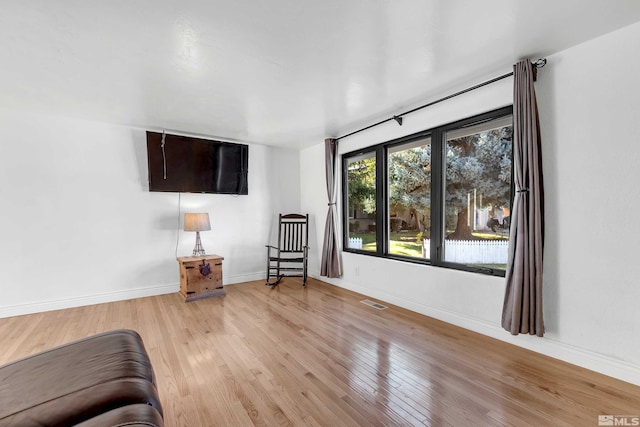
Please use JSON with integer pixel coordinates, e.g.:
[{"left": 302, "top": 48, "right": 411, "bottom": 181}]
[{"left": 184, "top": 213, "right": 211, "bottom": 256}]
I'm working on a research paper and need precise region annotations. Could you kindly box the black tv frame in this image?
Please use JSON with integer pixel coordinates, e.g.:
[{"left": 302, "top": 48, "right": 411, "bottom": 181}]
[{"left": 146, "top": 131, "right": 248, "bottom": 195}]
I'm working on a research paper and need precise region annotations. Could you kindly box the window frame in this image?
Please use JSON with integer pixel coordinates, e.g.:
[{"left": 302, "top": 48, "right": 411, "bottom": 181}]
[{"left": 342, "top": 105, "right": 513, "bottom": 277}]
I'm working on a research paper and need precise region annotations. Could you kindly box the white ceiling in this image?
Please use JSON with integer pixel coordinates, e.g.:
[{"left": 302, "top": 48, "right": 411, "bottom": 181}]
[{"left": 2, "top": 1, "right": 640, "bottom": 149}]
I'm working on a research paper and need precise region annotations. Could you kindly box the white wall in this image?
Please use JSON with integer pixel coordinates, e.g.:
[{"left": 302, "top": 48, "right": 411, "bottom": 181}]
[
  {"left": 301, "top": 21, "right": 640, "bottom": 385},
  {"left": 0, "top": 112, "right": 300, "bottom": 317}
]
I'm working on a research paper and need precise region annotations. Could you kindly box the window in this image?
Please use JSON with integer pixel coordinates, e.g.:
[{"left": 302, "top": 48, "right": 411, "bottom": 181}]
[
  {"left": 443, "top": 116, "right": 513, "bottom": 269},
  {"left": 343, "top": 106, "right": 513, "bottom": 276},
  {"left": 388, "top": 137, "right": 431, "bottom": 259},
  {"left": 345, "top": 151, "right": 377, "bottom": 252}
]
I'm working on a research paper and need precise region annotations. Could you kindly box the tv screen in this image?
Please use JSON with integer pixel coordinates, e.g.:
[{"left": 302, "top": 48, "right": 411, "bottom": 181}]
[{"left": 146, "top": 131, "right": 248, "bottom": 195}]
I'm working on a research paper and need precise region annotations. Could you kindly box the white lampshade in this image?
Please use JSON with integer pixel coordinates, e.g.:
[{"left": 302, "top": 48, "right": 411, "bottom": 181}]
[{"left": 184, "top": 213, "right": 211, "bottom": 232}]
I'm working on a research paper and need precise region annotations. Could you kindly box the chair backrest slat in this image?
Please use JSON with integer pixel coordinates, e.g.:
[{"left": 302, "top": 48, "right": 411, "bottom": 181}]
[{"left": 278, "top": 214, "right": 308, "bottom": 253}]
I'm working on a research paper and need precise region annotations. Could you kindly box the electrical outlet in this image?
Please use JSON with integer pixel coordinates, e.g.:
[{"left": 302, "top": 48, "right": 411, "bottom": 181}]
[{"left": 354, "top": 266, "right": 360, "bottom": 276}]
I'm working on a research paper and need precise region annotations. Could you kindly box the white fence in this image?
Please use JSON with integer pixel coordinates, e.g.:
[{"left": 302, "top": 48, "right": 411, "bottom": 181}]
[
  {"left": 348, "top": 237, "right": 363, "bottom": 249},
  {"left": 423, "top": 239, "right": 509, "bottom": 264},
  {"left": 349, "top": 236, "right": 507, "bottom": 264}
]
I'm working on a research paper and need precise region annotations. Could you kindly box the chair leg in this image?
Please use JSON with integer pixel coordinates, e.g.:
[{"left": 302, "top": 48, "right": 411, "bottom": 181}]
[
  {"left": 302, "top": 249, "right": 308, "bottom": 287},
  {"left": 302, "top": 262, "right": 307, "bottom": 287},
  {"left": 266, "top": 257, "right": 282, "bottom": 286},
  {"left": 265, "top": 248, "right": 271, "bottom": 286}
]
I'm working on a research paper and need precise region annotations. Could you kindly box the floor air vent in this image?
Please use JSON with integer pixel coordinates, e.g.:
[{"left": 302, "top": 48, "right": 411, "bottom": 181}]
[{"left": 360, "top": 299, "right": 388, "bottom": 310}]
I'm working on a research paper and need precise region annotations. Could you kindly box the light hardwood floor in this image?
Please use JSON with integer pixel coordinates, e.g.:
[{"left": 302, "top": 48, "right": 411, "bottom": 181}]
[{"left": 1, "top": 278, "right": 639, "bottom": 426}]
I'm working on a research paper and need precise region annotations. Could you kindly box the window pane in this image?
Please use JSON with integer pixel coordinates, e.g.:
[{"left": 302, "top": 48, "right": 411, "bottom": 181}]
[
  {"left": 346, "top": 152, "right": 377, "bottom": 252},
  {"left": 388, "top": 138, "right": 431, "bottom": 259},
  {"left": 443, "top": 116, "right": 512, "bottom": 269}
]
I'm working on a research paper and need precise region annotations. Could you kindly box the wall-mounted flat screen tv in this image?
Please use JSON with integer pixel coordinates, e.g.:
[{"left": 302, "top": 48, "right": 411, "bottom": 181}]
[{"left": 146, "top": 131, "right": 248, "bottom": 195}]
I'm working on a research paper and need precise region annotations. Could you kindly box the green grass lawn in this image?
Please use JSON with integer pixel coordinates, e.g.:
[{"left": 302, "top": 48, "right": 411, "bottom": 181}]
[
  {"left": 389, "top": 239, "right": 422, "bottom": 257},
  {"left": 355, "top": 231, "right": 423, "bottom": 256},
  {"left": 350, "top": 230, "right": 508, "bottom": 265}
]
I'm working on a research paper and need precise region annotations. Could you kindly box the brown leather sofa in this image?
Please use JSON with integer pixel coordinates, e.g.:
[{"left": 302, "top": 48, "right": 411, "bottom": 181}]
[{"left": 0, "top": 329, "right": 164, "bottom": 427}]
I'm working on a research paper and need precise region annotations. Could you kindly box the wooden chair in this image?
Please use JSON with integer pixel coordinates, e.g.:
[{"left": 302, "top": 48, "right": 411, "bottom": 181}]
[{"left": 265, "top": 213, "right": 309, "bottom": 286}]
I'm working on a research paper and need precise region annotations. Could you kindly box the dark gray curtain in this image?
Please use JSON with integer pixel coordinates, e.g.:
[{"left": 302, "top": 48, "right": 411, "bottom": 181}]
[
  {"left": 320, "top": 138, "right": 342, "bottom": 278},
  {"left": 502, "top": 60, "right": 545, "bottom": 336}
]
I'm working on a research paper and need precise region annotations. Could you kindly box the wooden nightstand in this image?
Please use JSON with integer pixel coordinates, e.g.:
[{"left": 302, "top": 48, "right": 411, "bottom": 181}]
[{"left": 176, "top": 255, "right": 225, "bottom": 302}]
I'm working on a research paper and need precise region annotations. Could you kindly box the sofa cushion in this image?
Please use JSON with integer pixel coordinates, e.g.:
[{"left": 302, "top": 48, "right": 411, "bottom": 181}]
[
  {"left": 0, "top": 329, "right": 163, "bottom": 426},
  {"left": 74, "top": 404, "right": 164, "bottom": 427}
]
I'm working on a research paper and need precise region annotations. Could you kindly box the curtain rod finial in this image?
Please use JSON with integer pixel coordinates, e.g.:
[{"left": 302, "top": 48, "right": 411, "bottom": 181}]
[
  {"left": 533, "top": 58, "right": 547, "bottom": 68},
  {"left": 393, "top": 115, "right": 403, "bottom": 126}
]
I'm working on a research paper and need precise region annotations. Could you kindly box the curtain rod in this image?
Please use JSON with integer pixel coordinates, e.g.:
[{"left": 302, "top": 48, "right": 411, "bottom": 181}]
[{"left": 336, "top": 58, "right": 547, "bottom": 141}]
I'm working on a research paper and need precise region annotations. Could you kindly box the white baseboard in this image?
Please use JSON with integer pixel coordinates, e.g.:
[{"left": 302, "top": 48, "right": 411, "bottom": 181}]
[
  {"left": 225, "top": 272, "right": 265, "bottom": 285},
  {"left": 310, "top": 273, "right": 640, "bottom": 387},
  {"left": 0, "top": 283, "right": 179, "bottom": 319},
  {"left": 0, "top": 272, "right": 266, "bottom": 319}
]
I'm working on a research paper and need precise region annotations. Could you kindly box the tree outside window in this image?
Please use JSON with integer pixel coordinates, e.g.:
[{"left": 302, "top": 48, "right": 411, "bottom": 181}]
[{"left": 388, "top": 138, "right": 431, "bottom": 258}]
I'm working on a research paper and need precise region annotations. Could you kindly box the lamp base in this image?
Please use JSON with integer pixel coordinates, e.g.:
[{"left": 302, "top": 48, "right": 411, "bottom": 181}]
[{"left": 192, "top": 231, "right": 206, "bottom": 256}]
